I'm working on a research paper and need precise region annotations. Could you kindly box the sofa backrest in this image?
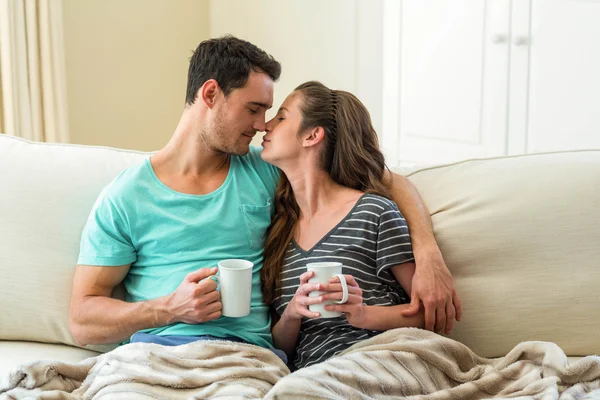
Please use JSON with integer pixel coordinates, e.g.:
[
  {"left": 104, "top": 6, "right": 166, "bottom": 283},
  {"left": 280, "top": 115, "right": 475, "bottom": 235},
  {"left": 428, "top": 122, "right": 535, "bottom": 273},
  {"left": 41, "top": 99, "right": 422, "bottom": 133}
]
[
  {"left": 406, "top": 150, "right": 600, "bottom": 357},
  {"left": 1, "top": 134, "right": 599, "bottom": 357},
  {"left": 0, "top": 135, "right": 148, "bottom": 352}
]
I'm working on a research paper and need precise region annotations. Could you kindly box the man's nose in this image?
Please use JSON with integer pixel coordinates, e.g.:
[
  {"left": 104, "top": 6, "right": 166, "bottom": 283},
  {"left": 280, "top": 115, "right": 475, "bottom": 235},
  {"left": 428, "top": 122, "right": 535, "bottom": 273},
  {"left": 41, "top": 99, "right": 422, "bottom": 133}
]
[{"left": 254, "top": 118, "right": 266, "bottom": 132}]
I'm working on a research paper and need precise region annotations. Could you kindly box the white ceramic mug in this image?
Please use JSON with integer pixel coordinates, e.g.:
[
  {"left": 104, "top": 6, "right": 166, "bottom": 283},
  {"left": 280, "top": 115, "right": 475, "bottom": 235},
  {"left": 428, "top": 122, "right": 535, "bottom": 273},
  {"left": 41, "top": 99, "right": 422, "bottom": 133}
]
[
  {"left": 214, "top": 259, "right": 253, "bottom": 318},
  {"left": 307, "top": 262, "right": 349, "bottom": 318}
]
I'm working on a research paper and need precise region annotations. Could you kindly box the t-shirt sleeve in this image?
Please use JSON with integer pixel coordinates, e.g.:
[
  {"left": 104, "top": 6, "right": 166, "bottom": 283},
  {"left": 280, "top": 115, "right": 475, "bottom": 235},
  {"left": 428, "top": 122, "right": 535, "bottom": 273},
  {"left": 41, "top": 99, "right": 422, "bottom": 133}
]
[
  {"left": 376, "top": 201, "right": 415, "bottom": 276},
  {"left": 77, "top": 189, "right": 137, "bottom": 266},
  {"left": 247, "top": 146, "right": 281, "bottom": 196}
]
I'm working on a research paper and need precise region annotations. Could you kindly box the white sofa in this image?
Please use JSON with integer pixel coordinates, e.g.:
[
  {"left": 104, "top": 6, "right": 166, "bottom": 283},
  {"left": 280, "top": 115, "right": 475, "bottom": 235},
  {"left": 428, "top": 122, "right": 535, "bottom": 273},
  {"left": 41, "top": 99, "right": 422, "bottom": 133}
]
[{"left": 1, "top": 134, "right": 599, "bottom": 378}]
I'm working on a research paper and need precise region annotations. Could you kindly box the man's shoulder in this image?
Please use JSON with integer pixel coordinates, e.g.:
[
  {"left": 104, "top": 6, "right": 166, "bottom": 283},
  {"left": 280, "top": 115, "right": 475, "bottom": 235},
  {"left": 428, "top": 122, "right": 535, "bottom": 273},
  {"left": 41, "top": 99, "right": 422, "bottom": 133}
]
[
  {"left": 233, "top": 146, "right": 280, "bottom": 191},
  {"left": 100, "top": 159, "right": 149, "bottom": 203},
  {"left": 235, "top": 146, "right": 271, "bottom": 169}
]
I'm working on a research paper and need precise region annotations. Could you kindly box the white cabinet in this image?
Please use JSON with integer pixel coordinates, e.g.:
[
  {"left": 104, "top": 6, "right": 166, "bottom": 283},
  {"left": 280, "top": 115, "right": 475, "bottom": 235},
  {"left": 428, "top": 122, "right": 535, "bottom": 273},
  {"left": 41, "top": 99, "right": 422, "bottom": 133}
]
[
  {"left": 515, "top": 0, "right": 600, "bottom": 154},
  {"left": 381, "top": 0, "right": 600, "bottom": 166}
]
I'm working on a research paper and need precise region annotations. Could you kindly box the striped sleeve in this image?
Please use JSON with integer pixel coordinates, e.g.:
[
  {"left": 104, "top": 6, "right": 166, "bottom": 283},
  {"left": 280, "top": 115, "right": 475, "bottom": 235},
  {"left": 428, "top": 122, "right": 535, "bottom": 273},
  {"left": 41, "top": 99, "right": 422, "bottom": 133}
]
[{"left": 375, "top": 200, "right": 414, "bottom": 275}]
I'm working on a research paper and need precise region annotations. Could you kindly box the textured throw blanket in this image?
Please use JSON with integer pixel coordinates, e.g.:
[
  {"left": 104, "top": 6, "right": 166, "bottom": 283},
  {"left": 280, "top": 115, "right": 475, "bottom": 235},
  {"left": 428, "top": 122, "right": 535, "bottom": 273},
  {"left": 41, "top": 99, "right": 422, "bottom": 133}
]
[{"left": 2, "top": 328, "right": 600, "bottom": 399}]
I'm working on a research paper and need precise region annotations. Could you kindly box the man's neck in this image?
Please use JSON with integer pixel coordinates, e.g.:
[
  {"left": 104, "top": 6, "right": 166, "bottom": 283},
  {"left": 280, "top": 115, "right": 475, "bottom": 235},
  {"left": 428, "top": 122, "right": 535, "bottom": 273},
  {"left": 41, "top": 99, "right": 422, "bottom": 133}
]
[
  {"left": 154, "top": 109, "right": 229, "bottom": 178},
  {"left": 149, "top": 109, "right": 231, "bottom": 196}
]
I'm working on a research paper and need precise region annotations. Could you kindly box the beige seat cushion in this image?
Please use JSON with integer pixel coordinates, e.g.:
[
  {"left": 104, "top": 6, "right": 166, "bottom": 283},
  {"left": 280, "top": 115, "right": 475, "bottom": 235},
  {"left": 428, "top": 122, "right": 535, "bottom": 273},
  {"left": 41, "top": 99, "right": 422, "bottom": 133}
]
[
  {"left": 0, "top": 341, "right": 101, "bottom": 378},
  {"left": 407, "top": 150, "right": 600, "bottom": 357}
]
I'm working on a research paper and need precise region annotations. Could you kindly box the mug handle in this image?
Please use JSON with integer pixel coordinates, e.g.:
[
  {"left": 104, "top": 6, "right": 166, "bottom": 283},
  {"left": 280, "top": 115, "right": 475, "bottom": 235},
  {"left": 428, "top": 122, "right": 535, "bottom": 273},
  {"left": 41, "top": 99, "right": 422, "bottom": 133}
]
[{"left": 333, "top": 273, "right": 349, "bottom": 304}]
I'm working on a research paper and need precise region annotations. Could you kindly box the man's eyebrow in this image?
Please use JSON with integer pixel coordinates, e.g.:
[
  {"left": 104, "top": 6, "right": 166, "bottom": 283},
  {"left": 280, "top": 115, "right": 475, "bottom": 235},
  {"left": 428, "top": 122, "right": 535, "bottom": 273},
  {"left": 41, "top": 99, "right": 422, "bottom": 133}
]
[{"left": 249, "top": 101, "right": 272, "bottom": 109}]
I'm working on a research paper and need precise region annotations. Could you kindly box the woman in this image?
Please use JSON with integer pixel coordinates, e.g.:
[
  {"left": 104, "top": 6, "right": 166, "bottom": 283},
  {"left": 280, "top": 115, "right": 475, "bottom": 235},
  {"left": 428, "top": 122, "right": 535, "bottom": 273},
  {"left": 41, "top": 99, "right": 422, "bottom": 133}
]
[{"left": 260, "top": 81, "right": 425, "bottom": 370}]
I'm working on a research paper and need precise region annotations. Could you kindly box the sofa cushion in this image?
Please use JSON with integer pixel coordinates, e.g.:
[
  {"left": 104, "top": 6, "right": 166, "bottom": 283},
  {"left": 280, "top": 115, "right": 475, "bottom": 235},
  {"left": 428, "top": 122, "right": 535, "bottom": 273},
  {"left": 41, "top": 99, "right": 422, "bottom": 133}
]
[
  {"left": 407, "top": 150, "right": 600, "bottom": 357},
  {"left": 0, "top": 341, "right": 101, "bottom": 378},
  {"left": 0, "top": 135, "right": 148, "bottom": 351}
]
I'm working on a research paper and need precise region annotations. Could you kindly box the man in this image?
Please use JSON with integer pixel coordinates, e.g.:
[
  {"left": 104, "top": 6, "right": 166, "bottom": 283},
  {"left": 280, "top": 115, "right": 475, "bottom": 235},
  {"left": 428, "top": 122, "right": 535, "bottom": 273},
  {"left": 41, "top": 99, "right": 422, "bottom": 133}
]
[{"left": 69, "top": 36, "right": 461, "bottom": 359}]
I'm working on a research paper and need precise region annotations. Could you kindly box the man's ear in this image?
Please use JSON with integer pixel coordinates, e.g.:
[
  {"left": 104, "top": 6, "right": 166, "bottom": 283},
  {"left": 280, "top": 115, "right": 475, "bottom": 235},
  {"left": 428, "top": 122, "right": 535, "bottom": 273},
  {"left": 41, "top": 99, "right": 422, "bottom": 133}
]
[
  {"left": 302, "top": 126, "right": 326, "bottom": 148},
  {"left": 199, "top": 79, "right": 221, "bottom": 109}
]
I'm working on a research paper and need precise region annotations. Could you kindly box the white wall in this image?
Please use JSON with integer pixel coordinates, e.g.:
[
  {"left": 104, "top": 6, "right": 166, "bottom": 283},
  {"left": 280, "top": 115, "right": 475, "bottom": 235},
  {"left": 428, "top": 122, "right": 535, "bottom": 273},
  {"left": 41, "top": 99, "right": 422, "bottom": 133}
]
[
  {"left": 62, "top": 0, "right": 210, "bottom": 151},
  {"left": 210, "top": 0, "right": 384, "bottom": 145}
]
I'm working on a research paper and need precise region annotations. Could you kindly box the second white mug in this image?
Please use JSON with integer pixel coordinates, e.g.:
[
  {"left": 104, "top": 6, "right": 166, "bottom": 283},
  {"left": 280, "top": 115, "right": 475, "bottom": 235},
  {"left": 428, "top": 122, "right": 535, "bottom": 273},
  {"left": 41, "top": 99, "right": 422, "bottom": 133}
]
[{"left": 307, "top": 262, "right": 349, "bottom": 318}]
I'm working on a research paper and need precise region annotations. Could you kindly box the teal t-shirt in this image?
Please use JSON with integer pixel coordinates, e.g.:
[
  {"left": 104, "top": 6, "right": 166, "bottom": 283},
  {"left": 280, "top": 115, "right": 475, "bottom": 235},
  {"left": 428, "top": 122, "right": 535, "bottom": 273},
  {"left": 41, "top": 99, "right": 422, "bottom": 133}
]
[{"left": 77, "top": 146, "right": 280, "bottom": 349}]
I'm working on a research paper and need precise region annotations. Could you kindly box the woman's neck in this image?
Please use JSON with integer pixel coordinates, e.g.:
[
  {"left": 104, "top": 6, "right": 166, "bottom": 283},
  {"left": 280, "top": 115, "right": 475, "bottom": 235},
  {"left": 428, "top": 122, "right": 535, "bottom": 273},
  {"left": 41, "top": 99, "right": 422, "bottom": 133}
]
[{"left": 284, "top": 163, "right": 346, "bottom": 219}]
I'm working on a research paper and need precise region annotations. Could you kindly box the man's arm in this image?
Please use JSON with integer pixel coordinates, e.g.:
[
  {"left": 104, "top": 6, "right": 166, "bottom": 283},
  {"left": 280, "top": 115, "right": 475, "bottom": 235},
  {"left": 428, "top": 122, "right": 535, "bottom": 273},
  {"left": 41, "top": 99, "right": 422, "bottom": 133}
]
[
  {"left": 69, "top": 265, "right": 221, "bottom": 345},
  {"left": 385, "top": 170, "right": 462, "bottom": 334}
]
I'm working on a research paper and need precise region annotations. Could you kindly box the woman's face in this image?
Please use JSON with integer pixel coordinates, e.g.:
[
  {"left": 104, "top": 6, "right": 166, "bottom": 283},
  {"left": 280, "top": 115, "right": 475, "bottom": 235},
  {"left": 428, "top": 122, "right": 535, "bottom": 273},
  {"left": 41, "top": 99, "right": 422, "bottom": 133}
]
[{"left": 260, "top": 92, "right": 305, "bottom": 167}]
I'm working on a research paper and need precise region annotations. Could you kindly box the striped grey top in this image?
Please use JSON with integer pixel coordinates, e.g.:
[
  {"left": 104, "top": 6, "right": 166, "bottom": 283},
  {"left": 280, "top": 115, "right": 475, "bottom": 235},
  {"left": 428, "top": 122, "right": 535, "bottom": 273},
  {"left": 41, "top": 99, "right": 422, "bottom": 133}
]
[{"left": 272, "top": 194, "right": 414, "bottom": 369}]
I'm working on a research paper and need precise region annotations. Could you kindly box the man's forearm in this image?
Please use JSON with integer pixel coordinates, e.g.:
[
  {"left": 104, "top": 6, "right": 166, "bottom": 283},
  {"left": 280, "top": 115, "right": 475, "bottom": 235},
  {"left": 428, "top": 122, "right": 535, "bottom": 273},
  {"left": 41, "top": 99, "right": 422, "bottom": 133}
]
[
  {"left": 386, "top": 172, "right": 462, "bottom": 333},
  {"left": 70, "top": 295, "right": 172, "bottom": 346},
  {"left": 387, "top": 171, "right": 439, "bottom": 257}
]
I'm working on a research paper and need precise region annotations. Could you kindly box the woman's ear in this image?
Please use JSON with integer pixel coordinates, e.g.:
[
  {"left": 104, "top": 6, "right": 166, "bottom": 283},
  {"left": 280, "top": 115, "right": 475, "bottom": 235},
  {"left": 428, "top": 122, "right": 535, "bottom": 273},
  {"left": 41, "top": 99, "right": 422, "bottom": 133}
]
[
  {"left": 199, "top": 79, "right": 221, "bottom": 109},
  {"left": 302, "top": 126, "right": 326, "bottom": 148}
]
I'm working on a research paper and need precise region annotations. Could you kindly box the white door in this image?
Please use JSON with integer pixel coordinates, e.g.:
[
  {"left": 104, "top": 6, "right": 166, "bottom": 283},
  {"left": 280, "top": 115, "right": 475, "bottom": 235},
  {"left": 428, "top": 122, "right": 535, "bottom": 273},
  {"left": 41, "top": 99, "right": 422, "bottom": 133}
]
[
  {"left": 383, "top": 0, "right": 512, "bottom": 166},
  {"left": 508, "top": 0, "right": 600, "bottom": 154}
]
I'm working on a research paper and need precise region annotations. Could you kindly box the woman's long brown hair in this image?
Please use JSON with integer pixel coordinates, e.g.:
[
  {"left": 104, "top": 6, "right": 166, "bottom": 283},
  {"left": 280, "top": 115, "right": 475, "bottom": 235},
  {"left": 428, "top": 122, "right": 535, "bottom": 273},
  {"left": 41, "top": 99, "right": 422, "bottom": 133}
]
[{"left": 261, "top": 81, "right": 391, "bottom": 305}]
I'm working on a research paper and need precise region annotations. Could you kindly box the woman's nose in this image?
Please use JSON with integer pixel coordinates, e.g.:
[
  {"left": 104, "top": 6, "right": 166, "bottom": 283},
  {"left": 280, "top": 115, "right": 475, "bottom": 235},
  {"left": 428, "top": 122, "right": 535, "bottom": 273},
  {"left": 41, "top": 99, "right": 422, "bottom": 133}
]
[{"left": 264, "top": 119, "right": 275, "bottom": 133}]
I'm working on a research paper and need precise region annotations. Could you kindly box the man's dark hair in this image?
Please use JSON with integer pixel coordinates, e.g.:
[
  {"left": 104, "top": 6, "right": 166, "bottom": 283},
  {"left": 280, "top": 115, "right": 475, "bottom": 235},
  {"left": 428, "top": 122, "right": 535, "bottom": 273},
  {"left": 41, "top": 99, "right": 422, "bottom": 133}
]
[{"left": 185, "top": 35, "right": 281, "bottom": 105}]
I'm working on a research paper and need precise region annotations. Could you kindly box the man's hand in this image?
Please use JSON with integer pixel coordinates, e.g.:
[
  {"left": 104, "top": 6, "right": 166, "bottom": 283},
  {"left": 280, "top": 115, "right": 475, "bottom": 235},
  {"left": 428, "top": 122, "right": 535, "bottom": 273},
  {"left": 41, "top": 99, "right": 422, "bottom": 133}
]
[
  {"left": 401, "top": 249, "right": 462, "bottom": 334},
  {"left": 166, "top": 267, "right": 222, "bottom": 324}
]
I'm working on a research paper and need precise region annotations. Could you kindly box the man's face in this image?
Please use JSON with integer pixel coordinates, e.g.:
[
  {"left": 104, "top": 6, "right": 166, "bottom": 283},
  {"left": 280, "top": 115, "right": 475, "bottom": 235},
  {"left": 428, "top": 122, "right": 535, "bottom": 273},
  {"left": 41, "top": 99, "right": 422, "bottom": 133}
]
[{"left": 211, "top": 71, "right": 274, "bottom": 156}]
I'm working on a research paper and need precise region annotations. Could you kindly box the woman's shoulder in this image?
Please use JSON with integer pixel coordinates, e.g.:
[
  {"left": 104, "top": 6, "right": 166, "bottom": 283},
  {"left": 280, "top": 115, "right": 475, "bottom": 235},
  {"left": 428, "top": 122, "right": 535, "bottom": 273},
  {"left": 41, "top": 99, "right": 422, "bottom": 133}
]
[
  {"left": 358, "top": 193, "right": 400, "bottom": 213},
  {"left": 356, "top": 194, "right": 408, "bottom": 235}
]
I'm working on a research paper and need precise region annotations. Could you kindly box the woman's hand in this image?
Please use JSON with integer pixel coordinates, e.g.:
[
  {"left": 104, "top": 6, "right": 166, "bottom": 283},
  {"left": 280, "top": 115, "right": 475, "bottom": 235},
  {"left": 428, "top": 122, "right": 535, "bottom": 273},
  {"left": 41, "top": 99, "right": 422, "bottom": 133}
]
[
  {"left": 282, "top": 271, "right": 324, "bottom": 321},
  {"left": 320, "top": 275, "right": 366, "bottom": 328}
]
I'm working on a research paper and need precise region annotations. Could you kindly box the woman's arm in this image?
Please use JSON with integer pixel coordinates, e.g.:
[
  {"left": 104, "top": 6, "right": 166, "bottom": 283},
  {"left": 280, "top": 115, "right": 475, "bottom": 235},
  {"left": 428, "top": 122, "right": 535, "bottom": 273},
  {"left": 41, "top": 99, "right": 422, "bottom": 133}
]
[
  {"left": 271, "top": 271, "right": 323, "bottom": 357},
  {"left": 323, "top": 264, "right": 424, "bottom": 331},
  {"left": 356, "top": 262, "right": 424, "bottom": 331},
  {"left": 272, "top": 312, "right": 302, "bottom": 357},
  {"left": 358, "top": 304, "right": 424, "bottom": 331}
]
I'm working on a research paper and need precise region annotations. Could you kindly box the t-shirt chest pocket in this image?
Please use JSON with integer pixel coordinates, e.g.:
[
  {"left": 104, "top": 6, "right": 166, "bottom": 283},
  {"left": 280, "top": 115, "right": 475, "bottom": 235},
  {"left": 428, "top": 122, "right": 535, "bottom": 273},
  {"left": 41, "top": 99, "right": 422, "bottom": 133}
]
[{"left": 240, "top": 200, "right": 272, "bottom": 250}]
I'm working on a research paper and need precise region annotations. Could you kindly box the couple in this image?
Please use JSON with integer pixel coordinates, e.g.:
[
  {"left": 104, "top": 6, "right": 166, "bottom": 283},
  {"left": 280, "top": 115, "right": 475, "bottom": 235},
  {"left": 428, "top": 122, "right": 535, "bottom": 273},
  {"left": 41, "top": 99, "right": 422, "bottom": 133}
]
[{"left": 69, "top": 36, "right": 461, "bottom": 370}]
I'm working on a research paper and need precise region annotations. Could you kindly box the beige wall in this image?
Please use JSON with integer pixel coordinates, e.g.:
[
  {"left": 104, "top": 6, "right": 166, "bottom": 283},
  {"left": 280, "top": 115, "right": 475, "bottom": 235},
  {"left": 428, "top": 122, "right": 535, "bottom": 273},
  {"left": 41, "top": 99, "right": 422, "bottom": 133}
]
[
  {"left": 62, "top": 0, "right": 210, "bottom": 151},
  {"left": 61, "top": 0, "right": 383, "bottom": 151}
]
